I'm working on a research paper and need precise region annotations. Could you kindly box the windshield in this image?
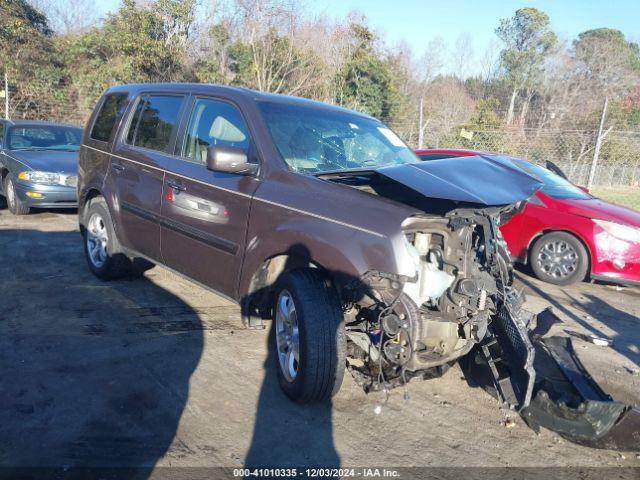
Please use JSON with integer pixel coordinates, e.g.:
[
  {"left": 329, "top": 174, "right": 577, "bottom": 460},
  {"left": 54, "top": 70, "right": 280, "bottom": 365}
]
[
  {"left": 514, "top": 160, "right": 591, "bottom": 200},
  {"left": 258, "top": 101, "right": 418, "bottom": 173},
  {"left": 8, "top": 125, "right": 82, "bottom": 151}
]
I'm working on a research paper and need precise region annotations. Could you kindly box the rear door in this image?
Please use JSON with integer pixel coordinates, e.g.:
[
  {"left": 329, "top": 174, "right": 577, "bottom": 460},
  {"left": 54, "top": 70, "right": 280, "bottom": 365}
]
[
  {"left": 110, "top": 93, "right": 187, "bottom": 261},
  {"left": 160, "top": 96, "right": 260, "bottom": 298}
]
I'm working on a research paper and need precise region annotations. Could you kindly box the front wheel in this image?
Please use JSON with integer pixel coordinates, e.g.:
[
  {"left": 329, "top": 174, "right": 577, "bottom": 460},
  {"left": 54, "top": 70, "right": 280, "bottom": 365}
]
[
  {"left": 272, "top": 269, "right": 346, "bottom": 403},
  {"left": 4, "top": 177, "right": 30, "bottom": 215},
  {"left": 529, "top": 232, "right": 589, "bottom": 285}
]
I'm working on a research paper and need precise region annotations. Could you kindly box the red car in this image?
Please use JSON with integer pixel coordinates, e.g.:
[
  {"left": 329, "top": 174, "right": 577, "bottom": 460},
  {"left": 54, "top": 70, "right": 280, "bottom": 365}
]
[{"left": 416, "top": 149, "right": 640, "bottom": 286}]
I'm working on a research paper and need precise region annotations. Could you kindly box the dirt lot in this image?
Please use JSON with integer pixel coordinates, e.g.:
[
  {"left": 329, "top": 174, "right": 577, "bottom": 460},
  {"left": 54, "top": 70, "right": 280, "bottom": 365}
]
[{"left": 0, "top": 208, "right": 639, "bottom": 476}]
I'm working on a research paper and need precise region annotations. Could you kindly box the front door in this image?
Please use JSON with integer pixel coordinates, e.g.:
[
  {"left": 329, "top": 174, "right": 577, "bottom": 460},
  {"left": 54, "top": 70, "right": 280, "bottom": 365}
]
[
  {"left": 160, "top": 97, "right": 260, "bottom": 298},
  {"left": 110, "top": 94, "right": 186, "bottom": 261}
]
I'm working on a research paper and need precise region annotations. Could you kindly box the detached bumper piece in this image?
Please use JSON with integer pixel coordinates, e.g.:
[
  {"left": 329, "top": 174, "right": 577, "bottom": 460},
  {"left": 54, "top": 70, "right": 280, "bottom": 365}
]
[
  {"left": 464, "top": 308, "right": 640, "bottom": 451},
  {"left": 522, "top": 335, "right": 640, "bottom": 451}
]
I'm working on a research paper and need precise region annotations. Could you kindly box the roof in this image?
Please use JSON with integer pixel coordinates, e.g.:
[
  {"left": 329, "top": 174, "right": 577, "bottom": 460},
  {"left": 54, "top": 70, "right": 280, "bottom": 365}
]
[
  {"left": 105, "top": 82, "right": 375, "bottom": 120},
  {"left": 3, "top": 119, "right": 82, "bottom": 129}
]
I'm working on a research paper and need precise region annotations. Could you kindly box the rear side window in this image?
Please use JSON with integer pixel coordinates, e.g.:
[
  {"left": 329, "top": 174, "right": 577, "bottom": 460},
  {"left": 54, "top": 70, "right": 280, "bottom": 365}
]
[
  {"left": 126, "top": 95, "right": 184, "bottom": 153},
  {"left": 0, "top": 122, "right": 4, "bottom": 147},
  {"left": 90, "top": 93, "right": 128, "bottom": 142}
]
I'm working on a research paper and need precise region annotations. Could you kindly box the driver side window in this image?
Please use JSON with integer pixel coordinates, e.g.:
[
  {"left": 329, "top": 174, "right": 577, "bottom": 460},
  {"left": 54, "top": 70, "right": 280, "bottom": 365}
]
[{"left": 181, "top": 98, "right": 250, "bottom": 164}]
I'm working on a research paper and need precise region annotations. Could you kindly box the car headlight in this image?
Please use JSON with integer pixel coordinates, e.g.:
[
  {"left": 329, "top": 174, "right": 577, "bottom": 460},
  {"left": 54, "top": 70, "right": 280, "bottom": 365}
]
[
  {"left": 18, "top": 171, "right": 63, "bottom": 186},
  {"left": 593, "top": 219, "right": 640, "bottom": 244}
]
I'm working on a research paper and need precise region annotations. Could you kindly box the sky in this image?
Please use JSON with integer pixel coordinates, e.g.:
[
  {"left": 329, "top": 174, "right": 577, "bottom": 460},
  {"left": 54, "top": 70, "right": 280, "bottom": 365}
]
[{"left": 91, "top": 0, "right": 640, "bottom": 74}]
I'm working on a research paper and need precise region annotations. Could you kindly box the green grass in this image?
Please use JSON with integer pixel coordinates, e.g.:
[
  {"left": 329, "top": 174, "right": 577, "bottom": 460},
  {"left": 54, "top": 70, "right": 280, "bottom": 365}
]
[{"left": 591, "top": 186, "right": 640, "bottom": 211}]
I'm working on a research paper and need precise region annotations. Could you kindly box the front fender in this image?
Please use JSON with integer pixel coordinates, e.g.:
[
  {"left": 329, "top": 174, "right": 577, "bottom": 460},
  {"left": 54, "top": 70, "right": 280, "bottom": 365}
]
[{"left": 238, "top": 213, "right": 412, "bottom": 300}]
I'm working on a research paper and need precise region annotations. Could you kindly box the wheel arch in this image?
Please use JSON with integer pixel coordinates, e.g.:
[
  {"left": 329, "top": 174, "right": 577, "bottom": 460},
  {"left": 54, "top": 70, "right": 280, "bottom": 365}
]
[{"left": 243, "top": 250, "right": 337, "bottom": 312}]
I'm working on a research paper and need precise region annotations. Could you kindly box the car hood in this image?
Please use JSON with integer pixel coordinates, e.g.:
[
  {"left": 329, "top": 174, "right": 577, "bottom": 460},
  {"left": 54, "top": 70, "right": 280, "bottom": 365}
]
[
  {"left": 6, "top": 150, "right": 79, "bottom": 174},
  {"left": 548, "top": 196, "right": 640, "bottom": 227},
  {"left": 376, "top": 155, "right": 543, "bottom": 206}
]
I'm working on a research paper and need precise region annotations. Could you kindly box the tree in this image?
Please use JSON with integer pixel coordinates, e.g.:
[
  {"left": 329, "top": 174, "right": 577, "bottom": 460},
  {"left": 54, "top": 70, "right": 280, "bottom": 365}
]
[
  {"left": 334, "top": 22, "right": 399, "bottom": 121},
  {"left": 573, "top": 28, "right": 640, "bottom": 99},
  {"left": 496, "top": 8, "right": 557, "bottom": 126},
  {"left": 0, "top": 0, "right": 63, "bottom": 119},
  {"left": 61, "top": 0, "right": 196, "bottom": 118}
]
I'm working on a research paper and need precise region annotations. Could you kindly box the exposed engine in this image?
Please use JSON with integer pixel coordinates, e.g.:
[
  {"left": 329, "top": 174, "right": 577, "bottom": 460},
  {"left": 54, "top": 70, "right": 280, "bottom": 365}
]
[{"left": 345, "top": 207, "right": 520, "bottom": 391}]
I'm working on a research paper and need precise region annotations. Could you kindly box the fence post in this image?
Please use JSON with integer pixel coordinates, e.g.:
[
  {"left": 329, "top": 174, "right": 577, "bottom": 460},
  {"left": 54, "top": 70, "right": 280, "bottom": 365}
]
[
  {"left": 587, "top": 96, "right": 608, "bottom": 189},
  {"left": 3, "top": 71, "right": 8, "bottom": 120},
  {"left": 418, "top": 96, "right": 424, "bottom": 149}
]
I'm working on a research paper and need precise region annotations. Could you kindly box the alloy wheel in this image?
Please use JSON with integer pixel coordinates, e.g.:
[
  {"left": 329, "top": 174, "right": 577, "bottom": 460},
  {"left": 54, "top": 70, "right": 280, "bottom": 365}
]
[
  {"left": 86, "top": 212, "right": 109, "bottom": 268},
  {"left": 536, "top": 240, "right": 579, "bottom": 279},
  {"left": 275, "top": 289, "right": 300, "bottom": 383},
  {"left": 6, "top": 179, "right": 16, "bottom": 209}
]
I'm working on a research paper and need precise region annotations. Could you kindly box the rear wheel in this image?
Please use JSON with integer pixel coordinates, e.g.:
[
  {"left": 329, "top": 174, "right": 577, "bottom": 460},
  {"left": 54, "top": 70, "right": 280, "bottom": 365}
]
[
  {"left": 272, "top": 269, "right": 346, "bottom": 403},
  {"left": 4, "top": 177, "right": 30, "bottom": 215},
  {"left": 81, "top": 197, "right": 134, "bottom": 280},
  {"left": 530, "top": 232, "right": 589, "bottom": 285}
]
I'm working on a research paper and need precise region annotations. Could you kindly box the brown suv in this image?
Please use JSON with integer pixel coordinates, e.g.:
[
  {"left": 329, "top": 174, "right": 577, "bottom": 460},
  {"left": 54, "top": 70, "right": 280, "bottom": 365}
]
[{"left": 77, "top": 84, "right": 640, "bottom": 450}]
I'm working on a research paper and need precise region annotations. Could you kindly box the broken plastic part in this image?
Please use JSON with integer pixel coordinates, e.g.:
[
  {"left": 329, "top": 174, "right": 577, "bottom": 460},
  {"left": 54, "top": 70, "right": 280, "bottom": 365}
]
[
  {"left": 522, "top": 335, "right": 640, "bottom": 451},
  {"left": 464, "top": 308, "right": 640, "bottom": 451}
]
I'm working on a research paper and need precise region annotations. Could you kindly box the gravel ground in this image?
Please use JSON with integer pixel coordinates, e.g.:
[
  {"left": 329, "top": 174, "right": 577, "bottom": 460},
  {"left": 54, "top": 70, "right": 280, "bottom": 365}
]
[{"left": 0, "top": 208, "right": 638, "bottom": 478}]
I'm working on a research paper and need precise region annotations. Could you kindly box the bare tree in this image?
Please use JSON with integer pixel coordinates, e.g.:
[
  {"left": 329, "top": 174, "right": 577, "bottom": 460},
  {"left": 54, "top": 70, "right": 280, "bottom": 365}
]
[
  {"left": 452, "top": 33, "right": 474, "bottom": 79},
  {"left": 32, "top": 0, "right": 101, "bottom": 34},
  {"left": 232, "top": 0, "right": 325, "bottom": 95}
]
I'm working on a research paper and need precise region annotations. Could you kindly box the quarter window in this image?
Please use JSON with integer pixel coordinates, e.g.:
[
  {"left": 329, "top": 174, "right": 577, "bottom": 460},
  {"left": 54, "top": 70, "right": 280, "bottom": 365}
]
[
  {"left": 182, "top": 98, "right": 250, "bottom": 164},
  {"left": 90, "top": 93, "right": 128, "bottom": 142},
  {"left": 126, "top": 95, "right": 184, "bottom": 153}
]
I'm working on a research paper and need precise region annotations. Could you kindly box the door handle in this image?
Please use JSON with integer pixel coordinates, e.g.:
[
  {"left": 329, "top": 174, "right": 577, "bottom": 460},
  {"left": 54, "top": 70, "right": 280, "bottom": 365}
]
[
  {"left": 167, "top": 179, "right": 186, "bottom": 191},
  {"left": 111, "top": 163, "right": 125, "bottom": 172}
]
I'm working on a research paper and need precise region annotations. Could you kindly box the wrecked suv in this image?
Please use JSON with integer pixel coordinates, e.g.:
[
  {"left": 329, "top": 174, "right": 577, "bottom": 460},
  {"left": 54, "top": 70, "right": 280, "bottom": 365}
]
[{"left": 79, "top": 84, "right": 639, "bottom": 450}]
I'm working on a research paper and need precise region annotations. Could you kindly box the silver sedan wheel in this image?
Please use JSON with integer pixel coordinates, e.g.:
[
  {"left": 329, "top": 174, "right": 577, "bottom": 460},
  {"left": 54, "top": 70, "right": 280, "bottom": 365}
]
[
  {"left": 6, "top": 179, "right": 16, "bottom": 208},
  {"left": 536, "top": 240, "right": 579, "bottom": 279},
  {"left": 275, "top": 290, "right": 300, "bottom": 383},
  {"left": 86, "top": 212, "right": 109, "bottom": 268}
]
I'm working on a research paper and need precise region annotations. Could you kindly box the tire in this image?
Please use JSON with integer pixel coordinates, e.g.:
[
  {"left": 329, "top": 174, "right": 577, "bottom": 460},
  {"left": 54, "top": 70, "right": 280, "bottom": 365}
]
[
  {"left": 4, "top": 176, "right": 30, "bottom": 215},
  {"left": 529, "top": 231, "right": 589, "bottom": 285},
  {"left": 81, "top": 196, "right": 133, "bottom": 280},
  {"left": 272, "top": 269, "right": 346, "bottom": 403}
]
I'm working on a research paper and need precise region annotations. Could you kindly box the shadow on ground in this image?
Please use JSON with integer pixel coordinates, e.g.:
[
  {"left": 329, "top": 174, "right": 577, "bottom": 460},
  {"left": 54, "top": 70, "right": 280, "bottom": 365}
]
[
  {"left": 244, "top": 321, "right": 340, "bottom": 469},
  {"left": 0, "top": 228, "right": 203, "bottom": 478}
]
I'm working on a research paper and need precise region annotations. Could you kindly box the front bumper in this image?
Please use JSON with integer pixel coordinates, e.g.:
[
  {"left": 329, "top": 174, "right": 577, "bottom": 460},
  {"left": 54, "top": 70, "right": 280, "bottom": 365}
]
[{"left": 14, "top": 182, "right": 78, "bottom": 208}]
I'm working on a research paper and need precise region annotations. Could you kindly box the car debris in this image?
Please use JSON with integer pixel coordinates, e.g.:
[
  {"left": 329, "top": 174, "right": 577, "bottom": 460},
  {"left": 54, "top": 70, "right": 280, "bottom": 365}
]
[{"left": 564, "top": 329, "right": 614, "bottom": 347}]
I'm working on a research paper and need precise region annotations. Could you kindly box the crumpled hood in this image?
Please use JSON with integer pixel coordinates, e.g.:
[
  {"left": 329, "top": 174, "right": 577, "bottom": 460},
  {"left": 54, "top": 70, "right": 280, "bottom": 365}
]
[
  {"left": 377, "top": 155, "right": 543, "bottom": 206},
  {"left": 6, "top": 150, "right": 79, "bottom": 174}
]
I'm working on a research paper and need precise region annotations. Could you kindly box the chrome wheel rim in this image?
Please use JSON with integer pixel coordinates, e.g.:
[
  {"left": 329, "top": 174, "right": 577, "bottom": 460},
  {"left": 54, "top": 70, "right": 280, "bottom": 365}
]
[
  {"left": 6, "top": 179, "right": 15, "bottom": 208},
  {"left": 275, "top": 290, "right": 300, "bottom": 383},
  {"left": 86, "top": 212, "right": 108, "bottom": 268},
  {"left": 536, "top": 240, "right": 579, "bottom": 279}
]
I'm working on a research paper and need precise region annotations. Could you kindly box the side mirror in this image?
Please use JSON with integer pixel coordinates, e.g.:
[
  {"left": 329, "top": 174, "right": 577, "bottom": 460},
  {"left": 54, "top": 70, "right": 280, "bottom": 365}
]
[
  {"left": 206, "top": 145, "right": 258, "bottom": 175},
  {"left": 578, "top": 185, "right": 590, "bottom": 193},
  {"left": 545, "top": 160, "right": 568, "bottom": 180}
]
